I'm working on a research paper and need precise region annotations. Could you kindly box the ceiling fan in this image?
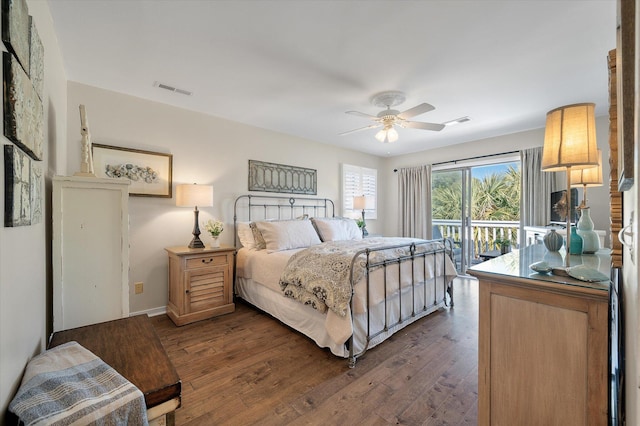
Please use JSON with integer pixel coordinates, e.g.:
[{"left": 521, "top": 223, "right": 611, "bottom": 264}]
[{"left": 340, "top": 91, "right": 446, "bottom": 143}]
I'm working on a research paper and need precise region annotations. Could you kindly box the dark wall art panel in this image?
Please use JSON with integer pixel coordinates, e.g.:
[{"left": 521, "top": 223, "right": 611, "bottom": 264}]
[
  {"left": 3, "top": 52, "right": 44, "bottom": 161},
  {"left": 4, "top": 144, "right": 31, "bottom": 227},
  {"left": 1, "top": 0, "right": 30, "bottom": 73}
]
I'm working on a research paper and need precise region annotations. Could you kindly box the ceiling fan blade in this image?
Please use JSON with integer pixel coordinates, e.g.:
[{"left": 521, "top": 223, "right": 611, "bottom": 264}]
[
  {"left": 402, "top": 121, "right": 445, "bottom": 131},
  {"left": 345, "top": 110, "right": 378, "bottom": 119},
  {"left": 339, "top": 123, "right": 382, "bottom": 136},
  {"left": 397, "top": 103, "right": 435, "bottom": 119}
]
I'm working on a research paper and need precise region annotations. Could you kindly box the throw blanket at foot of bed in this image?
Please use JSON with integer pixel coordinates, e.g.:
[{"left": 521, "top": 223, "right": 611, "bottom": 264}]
[
  {"left": 9, "top": 341, "right": 148, "bottom": 426},
  {"left": 279, "top": 237, "right": 452, "bottom": 318}
]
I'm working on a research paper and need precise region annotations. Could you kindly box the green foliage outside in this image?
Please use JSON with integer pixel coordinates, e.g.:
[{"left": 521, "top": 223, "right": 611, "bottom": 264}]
[{"left": 432, "top": 165, "right": 521, "bottom": 250}]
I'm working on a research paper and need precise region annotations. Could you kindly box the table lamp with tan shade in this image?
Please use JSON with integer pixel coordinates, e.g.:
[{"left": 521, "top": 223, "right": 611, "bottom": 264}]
[
  {"left": 541, "top": 103, "right": 599, "bottom": 269},
  {"left": 176, "top": 183, "right": 213, "bottom": 249}
]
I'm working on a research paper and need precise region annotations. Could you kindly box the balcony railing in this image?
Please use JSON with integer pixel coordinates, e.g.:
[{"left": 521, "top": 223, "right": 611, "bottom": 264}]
[{"left": 433, "top": 219, "right": 520, "bottom": 261}]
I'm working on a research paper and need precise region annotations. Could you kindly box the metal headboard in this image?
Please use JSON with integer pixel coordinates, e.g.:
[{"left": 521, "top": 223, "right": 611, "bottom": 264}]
[{"left": 233, "top": 194, "right": 335, "bottom": 248}]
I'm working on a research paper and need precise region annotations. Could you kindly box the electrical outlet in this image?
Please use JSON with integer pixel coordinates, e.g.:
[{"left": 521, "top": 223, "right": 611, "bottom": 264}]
[{"left": 134, "top": 282, "right": 144, "bottom": 294}]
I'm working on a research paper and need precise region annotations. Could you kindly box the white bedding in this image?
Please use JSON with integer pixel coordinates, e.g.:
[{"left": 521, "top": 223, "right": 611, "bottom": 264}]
[{"left": 235, "top": 239, "right": 457, "bottom": 359}]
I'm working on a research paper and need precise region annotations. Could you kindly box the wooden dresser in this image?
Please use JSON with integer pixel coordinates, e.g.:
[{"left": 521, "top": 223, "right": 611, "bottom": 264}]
[
  {"left": 165, "top": 246, "right": 235, "bottom": 326},
  {"left": 469, "top": 245, "right": 610, "bottom": 425}
]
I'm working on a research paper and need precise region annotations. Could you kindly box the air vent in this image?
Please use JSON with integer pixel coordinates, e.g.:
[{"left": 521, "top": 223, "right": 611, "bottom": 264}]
[
  {"left": 153, "top": 81, "right": 192, "bottom": 96},
  {"left": 443, "top": 116, "right": 471, "bottom": 126}
]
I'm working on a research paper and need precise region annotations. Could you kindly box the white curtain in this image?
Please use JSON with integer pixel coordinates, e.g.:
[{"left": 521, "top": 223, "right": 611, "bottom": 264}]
[
  {"left": 398, "top": 165, "right": 432, "bottom": 239},
  {"left": 520, "top": 147, "right": 557, "bottom": 234}
]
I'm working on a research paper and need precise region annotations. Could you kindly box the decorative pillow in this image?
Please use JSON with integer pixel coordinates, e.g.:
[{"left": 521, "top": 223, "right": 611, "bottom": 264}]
[
  {"left": 255, "top": 219, "right": 321, "bottom": 252},
  {"left": 249, "top": 222, "right": 267, "bottom": 250},
  {"left": 237, "top": 222, "right": 256, "bottom": 249},
  {"left": 311, "top": 217, "right": 363, "bottom": 242}
]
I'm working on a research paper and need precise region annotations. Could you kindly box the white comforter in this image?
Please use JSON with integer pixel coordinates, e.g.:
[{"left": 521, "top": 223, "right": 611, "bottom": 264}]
[{"left": 236, "top": 238, "right": 457, "bottom": 346}]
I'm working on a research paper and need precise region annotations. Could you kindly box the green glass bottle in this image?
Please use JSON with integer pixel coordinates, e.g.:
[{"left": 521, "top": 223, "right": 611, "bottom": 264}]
[{"left": 569, "top": 226, "right": 583, "bottom": 255}]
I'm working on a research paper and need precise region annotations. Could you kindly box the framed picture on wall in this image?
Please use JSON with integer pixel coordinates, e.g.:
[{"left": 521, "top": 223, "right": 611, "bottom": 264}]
[
  {"left": 92, "top": 143, "right": 173, "bottom": 198},
  {"left": 616, "top": 0, "right": 635, "bottom": 191},
  {"left": 4, "top": 144, "right": 31, "bottom": 227}
]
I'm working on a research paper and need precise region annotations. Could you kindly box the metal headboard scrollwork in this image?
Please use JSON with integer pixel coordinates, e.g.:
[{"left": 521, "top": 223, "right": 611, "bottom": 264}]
[{"left": 233, "top": 194, "right": 335, "bottom": 248}]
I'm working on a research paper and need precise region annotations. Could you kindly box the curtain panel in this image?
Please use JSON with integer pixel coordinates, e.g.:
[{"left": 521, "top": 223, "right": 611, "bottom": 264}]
[
  {"left": 520, "top": 147, "right": 557, "bottom": 233},
  {"left": 398, "top": 165, "right": 432, "bottom": 239}
]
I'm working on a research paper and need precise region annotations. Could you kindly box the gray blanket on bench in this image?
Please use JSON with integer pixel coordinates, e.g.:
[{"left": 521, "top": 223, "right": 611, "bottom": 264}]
[{"left": 9, "top": 341, "right": 148, "bottom": 426}]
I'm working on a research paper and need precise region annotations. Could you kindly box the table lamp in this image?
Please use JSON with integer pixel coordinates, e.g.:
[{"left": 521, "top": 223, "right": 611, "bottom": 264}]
[
  {"left": 176, "top": 183, "right": 213, "bottom": 248},
  {"left": 353, "top": 195, "right": 370, "bottom": 237},
  {"left": 571, "top": 149, "right": 603, "bottom": 209},
  {"left": 541, "top": 103, "right": 599, "bottom": 268}
]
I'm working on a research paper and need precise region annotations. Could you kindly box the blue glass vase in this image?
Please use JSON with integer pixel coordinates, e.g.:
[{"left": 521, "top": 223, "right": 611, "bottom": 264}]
[{"left": 568, "top": 226, "right": 583, "bottom": 255}]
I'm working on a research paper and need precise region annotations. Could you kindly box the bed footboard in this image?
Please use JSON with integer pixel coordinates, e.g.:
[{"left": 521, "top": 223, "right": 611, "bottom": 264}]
[{"left": 347, "top": 239, "right": 455, "bottom": 368}]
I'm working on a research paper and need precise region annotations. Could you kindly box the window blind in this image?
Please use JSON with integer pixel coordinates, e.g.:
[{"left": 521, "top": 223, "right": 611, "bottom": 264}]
[{"left": 342, "top": 164, "right": 377, "bottom": 219}]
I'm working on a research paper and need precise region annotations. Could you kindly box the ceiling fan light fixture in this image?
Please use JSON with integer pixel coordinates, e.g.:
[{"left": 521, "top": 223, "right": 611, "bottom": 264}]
[
  {"left": 375, "top": 126, "right": 399, "bottom": 143},
  {"left": 387, "top": 127, "right": 399, "bottom": 143}
]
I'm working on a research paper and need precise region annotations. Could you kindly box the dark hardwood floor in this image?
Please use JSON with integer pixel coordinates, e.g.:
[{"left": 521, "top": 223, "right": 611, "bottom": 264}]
[{"left": 150, "top": 277, "right": 479, "bottom": 425}]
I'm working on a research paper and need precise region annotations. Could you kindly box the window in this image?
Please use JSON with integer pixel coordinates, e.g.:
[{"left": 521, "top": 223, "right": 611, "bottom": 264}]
[{"left": 342, "top": 164, "right": 377, "bottom": 219}]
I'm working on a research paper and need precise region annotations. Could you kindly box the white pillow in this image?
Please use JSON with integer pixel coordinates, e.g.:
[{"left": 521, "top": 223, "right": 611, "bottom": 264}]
[
  {"left": 312, "top": 217, "right": 363, "bottom": 242},
  {"left": 237, "top": 222, "right": 256, "bottom": 249},
  {"left": 255, "top": 220, "right": 321, "bottom": 252}
]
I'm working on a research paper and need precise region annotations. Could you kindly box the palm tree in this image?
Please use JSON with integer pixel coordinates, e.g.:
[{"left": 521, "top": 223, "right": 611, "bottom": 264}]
[{"left": 432, "top": 165, "right": 521, "bottom": 252}]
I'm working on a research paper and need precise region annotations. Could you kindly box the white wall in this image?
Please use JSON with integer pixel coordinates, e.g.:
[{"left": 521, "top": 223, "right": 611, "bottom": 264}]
[
  {"left": 380, "top": 115, "right": 612, "bottom": 244},
  {"left": 0, "top": 1, "right": 67, "bottom": 421},
  {"left": 65, "top": 84, "right": 615, "bottom": 316},
  {"left": 66, "top": 82, "right": 383, "bottom": 314}
]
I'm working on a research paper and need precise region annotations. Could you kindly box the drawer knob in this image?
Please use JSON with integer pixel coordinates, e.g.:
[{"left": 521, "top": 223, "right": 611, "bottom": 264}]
[
  {"left": 185, "top": 289, "right": 190, "bottom": 294},
  {"left": 201, "top": 258, "right": 213, "bottom": 264}
]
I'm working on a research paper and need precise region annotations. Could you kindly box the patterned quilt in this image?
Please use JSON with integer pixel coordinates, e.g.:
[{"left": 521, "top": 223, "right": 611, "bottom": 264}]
[{"left": 279, "top": 237, "right": 445, "bottom": 317}]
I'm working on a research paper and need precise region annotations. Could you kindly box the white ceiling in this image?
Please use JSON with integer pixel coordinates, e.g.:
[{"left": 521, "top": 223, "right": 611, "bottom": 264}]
[{"left": 47, "top": 0, "right": 616, "bottom": 157}]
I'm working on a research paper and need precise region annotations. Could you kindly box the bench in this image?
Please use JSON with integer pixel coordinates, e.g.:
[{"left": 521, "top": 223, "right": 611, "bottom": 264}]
[{"left": 49, "top": 315, "right": 181, "bottom": 425}]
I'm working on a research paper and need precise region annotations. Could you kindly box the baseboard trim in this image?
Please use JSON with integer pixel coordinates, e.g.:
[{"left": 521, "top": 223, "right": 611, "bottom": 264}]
[{"left": 130, "top": 306, "right": 167, "bottom": 318}]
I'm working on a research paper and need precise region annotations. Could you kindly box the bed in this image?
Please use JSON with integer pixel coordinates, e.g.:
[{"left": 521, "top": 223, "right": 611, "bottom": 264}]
[{"left": 233, "top": 194, "right": 457, "bottom": 367}]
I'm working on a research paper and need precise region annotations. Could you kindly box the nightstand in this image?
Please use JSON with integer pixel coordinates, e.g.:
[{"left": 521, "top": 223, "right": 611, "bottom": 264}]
[{"left": 165, "top": 246, "right": 235, "bottom": 326}]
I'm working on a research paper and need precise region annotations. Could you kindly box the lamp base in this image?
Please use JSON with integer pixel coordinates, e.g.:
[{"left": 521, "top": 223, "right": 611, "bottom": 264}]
[
  {"left": 188, "top": 207, "right": 204, "bottom": 248},
  {"left": 188, "top": 236, "right": 205, "bottom": 249}
]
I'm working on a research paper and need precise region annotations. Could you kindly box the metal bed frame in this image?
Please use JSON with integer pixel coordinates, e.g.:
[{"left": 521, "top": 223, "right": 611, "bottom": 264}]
[{"left": 233, "top": 194, "right": 455, "bottom": 367}]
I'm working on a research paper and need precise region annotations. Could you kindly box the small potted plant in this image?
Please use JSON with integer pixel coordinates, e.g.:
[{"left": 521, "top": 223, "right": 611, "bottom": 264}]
[
  {"left": 204, "top": 218, "right": 224, "bottom": 248},
  {"left": 494, "top": 237, "right": 512, "bottom": 254}
]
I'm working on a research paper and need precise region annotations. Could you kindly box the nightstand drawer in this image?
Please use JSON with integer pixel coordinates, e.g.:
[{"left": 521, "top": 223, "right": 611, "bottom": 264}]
[{"left": 185, "top": 254, "right": 228, "bottom": 269}]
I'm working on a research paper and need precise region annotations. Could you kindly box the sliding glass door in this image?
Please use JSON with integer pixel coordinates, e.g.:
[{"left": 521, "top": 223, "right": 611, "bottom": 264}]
[
  {"left": 432, "top": 157, "right": 521, "bottom": 274},
  {"left": 432, "top": 168, "right": 472, "bottom": 273}
]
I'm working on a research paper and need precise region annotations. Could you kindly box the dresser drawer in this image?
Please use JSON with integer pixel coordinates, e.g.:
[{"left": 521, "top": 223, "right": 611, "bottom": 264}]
[{"left": 185, "top": 253, "right": 229, "bottom": 269}]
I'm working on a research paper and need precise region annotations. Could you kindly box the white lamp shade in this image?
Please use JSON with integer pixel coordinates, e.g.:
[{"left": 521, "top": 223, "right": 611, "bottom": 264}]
[
  {"left": 387, "top": 127, "right": 399, "bottom": 143},
  {"left": 375, "top": 126, "right": 399, "bottom": 143},
  {"left": 571, "top": 149, "right": 603, "bottom": 187},
  {"left": 353, "top": 195, "right": 374, "bottom": 210},
  {"left": 176, "top": 184, "right": 213, "bottom": 207},
  {"left": 541, "top": 103, "right": 599, "bottom": 172}
]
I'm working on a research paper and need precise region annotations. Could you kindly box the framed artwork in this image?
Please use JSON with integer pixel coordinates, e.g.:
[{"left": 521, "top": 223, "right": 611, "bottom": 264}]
[
  {"left": 30, "top": 160, "right": 42, "bottom": 224},
  {"left": 92, "top": 143, "right": 173, "bottom": 198},
  {"left": 3, "top": 52, "right": 44, "bottom": 161},
  {"left": 1, "top": 0, "right": 30, "bottom": 73},
  {"left": 4, "top": 144, "right": 31, "bottom": 227},
  {"left": 29, "top": 16, "right": 44, "bottom": 100},
  {"left": 616, "top": 0, "right": 635, "bottom": 191},
  {"left": 248, "top": 160, "right": 317, "bottom": 195}
]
